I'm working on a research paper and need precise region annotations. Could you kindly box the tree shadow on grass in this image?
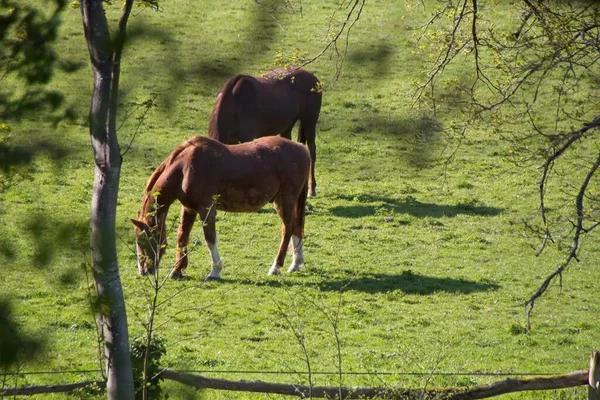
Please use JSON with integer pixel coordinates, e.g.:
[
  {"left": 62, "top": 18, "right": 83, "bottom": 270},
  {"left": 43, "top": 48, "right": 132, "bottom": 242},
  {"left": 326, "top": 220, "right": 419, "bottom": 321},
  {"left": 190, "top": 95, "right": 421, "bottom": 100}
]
[
  {"left": 316, "top": 270, "right": 500, "bottom": 295},
  {"left": 123, "top": 1, "right": 287, "bottom": 116},
  {"left": 226, "top": 270, "right": 499, "bottom": 295},
  {"left": 329, "top": 194, "right": 502, "bottom": 218},
  {"left": 347, "top": 113, "right": 444, "bottom": 168},
  {"left": 346, "top": 41, "right": 394, "bottom": 81}
]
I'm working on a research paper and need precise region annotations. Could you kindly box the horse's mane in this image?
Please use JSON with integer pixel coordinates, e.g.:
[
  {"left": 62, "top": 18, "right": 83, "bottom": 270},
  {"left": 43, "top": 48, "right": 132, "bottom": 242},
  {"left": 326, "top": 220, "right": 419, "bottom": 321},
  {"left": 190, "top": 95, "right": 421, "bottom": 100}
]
[
  {"left": 138, "top": 137, "right": 206, "bottom": 225},
  {"left": 208, "top": 74, "right": 249, "bottom": 141},
  {"left": 143, "top": 137, "right": 205, "bottom": 195}
]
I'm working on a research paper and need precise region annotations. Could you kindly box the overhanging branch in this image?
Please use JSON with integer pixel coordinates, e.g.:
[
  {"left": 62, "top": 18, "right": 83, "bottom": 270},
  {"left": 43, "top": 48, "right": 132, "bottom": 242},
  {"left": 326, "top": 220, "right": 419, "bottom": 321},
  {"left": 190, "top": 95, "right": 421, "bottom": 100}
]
[{"left": 527, "top": 146, "right": 600, "bottom": 329}]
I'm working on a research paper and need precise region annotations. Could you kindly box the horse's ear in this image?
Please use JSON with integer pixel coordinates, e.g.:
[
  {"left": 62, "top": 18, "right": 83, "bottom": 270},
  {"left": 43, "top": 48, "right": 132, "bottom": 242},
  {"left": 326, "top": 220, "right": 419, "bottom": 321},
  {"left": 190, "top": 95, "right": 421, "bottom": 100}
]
[{"left": 131, "top": 219, "right": 150, "bottom": 233}]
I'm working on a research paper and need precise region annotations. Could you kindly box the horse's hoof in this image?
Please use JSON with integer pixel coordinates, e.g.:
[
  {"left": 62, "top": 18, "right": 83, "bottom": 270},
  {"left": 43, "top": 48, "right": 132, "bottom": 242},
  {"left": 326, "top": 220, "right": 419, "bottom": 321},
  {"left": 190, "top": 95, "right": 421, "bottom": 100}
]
[
  {"left": 306, "top": 203, "right": 314, "bottom": 214},
  {"left": 206, "top": 275, "right": 222, "bottom": 281},
  {"left": 207, "top": 268, "right": 222, "bottom": 280},
  {"left": 267, "top": 264, "right": 282, "bottom": 276},
  {"left": 169, "top": 270, "right": 185, "bottom": 280},
  {"left": 287, "top": 264, "right": 303, "bottom": 273},
  {"left": 308, "top": 191, "right": 317, "bottom": 198}
]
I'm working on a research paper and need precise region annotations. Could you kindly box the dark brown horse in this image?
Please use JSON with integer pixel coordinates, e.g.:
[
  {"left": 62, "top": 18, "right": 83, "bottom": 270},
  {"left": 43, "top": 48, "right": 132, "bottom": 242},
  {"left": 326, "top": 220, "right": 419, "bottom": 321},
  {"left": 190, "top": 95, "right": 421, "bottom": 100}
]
[
  {"left": 208, "top": 66, "right": 322, "bottom": 197},
  {"left": 131, "top": 136, "right": 309, "bottom": 279}
]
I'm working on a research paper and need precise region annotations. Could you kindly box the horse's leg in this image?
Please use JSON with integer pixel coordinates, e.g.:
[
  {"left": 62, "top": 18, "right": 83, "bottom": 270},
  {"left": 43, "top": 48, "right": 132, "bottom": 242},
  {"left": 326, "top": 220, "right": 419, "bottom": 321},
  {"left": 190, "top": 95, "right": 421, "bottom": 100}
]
[
  {"left": 307, "top": 136, "right": 317, "bottom": 197},
  {"left": 238, "top": 121, "right": 259, "bottom": 143},
  {"left": 287, "top": 235, "right": 305, "bottom": 273},
  {"left": 299, "top": 122, "right": 317, "bottom": 197},
  {"left": 280, "top": 122, "right": 296, "bottom": 140},
  {"left": 268, "top": 195, "right": 295, "bottom": 276},
  {"left": 199, "top": 206, "right": 223, "bottom": 279},
  {"left": 288, "top": 183, "right": 307, "bottom": 273},
  {"left": 170, "top": 206, "right": 197, "bottom": 279}
]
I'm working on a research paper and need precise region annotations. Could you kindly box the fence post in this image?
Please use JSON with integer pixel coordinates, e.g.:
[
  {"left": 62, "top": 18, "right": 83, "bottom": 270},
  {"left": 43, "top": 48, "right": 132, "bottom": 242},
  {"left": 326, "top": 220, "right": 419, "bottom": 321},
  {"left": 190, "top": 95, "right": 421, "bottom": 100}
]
[{"left": 589, "top": 351, "right": 600, "bottom": 400}]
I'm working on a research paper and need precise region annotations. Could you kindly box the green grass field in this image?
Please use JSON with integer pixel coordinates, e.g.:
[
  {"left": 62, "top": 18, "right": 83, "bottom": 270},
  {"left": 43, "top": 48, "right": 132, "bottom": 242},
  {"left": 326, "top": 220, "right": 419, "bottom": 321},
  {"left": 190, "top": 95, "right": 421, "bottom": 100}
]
[{"left": 1, "top": 1, "right": 599, "bottom": 399}]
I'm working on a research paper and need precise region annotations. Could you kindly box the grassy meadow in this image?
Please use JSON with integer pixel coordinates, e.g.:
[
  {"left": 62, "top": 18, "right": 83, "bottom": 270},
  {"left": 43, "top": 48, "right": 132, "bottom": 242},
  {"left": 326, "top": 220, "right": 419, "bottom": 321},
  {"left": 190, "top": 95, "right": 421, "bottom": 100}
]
[{"left": 1, "top": 1, "right": 599, "bottom": 398}]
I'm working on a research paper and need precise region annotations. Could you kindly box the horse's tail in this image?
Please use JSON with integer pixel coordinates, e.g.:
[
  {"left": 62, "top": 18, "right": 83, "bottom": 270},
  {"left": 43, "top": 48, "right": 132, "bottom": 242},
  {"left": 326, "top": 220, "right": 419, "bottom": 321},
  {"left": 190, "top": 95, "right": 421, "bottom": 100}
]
[
  {"left": 294, "top": 177, "right": 309, "bottom": 239},
  {"left": 297, "top": 74, "right": 322, "bottom": 145},
  {"left": 208, "top": 74, "right": 247, "bottom": 142},
  {"left": 297, "top": 124, "right": 306, "bottom": 144}
]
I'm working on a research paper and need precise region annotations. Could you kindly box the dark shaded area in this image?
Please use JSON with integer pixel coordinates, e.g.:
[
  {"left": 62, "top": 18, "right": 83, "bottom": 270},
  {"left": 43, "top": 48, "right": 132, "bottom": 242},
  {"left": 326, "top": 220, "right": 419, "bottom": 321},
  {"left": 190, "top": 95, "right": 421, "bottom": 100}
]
[
  {"left": 0, "top": 0, "right": 66, "bottom": 84},
  {"left": 318, "top": 270, "right": 500, "bottom": 295},
  {"left": 329, "top": 194, "right": 502, "bottom": 218},
  {"left": 256, "top": 207, "right": 277, "bottom": 214},
  {"left": 0, "top": 239, "right": 16, "bottom": 262},
  {"left": 227, "top": 270, "right": 499, "bottom": 295},
  {"left": 244, "top": 0, "right": 285, "bottom": 53},
  {"left": 0, "top": 144, "right": 32, "bottom": 172},
  {"left": 367, "top": 114, "right": 442, "bottom": 139},
  {"left": 0, "top": 136, "right": 77, "bottom": 194},
  {"left": 57, "top": 59, "right": 86, "bottom": 74},
  {"left": 1, "top": 138, "right": 72, "bottom": 166},
  {"left": 0, "top": 89, "right": 68, "bottom": 124},
  {"left": 123, "top": 0, "right": 286, "bottom": 117},
  {"left": 1, "top": 1, "right": 80, "bottom": 199},
  {"left": 342, "top": 39, "right": 444, "bottom": 166},
  {"left": 123, "top": 24, "right": 240, "bottom": 116},
  {"left": 0, "top": 298, "right": 44, "bottom": 368},
  {"left": 351, "top": 114, "right": 443, "bottom": 168},
  {"left": 174, "top": 61, "right": 237, "bottom": 84},
  {"left": 23, "top": 138, "right": 72, "bottom": 160},
  {"left": 23, "top": 214, "right": 89, "bottom": 270},
  {"left": 347, "top": 41, "right": 394, "bottom": 80},
  {"left": 0, "top": 0, "right": 76, "bottom": 125},
  {"left": 124, "top": 24, "right": 187, "bottom": 113}
]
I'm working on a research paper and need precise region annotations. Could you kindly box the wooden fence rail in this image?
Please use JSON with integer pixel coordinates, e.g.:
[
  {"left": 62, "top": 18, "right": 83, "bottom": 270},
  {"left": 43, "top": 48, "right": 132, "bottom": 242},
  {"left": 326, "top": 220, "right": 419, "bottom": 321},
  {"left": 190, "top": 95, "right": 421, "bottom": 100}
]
[
  {"left": 1, "top": 362, "right": 596, "bottom": 399},
  {"left": 0, "top": 380, "right": 105, "bottom": 396},
  {"left": 160, "top": 369, "right": 588, "bottom": 399}
]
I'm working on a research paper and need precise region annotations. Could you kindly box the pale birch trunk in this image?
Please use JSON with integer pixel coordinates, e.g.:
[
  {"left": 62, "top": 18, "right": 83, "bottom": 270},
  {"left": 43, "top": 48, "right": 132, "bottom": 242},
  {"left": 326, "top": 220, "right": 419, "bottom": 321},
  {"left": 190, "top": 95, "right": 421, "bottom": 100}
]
[{"left": 80, "top": 0, "right": 135, "bottom": 398}]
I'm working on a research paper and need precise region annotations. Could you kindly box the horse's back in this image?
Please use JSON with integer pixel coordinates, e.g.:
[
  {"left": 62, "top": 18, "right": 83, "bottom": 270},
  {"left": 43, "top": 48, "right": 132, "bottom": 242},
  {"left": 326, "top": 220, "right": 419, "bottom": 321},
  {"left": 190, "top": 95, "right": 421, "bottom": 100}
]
[
  {"left": 231, "top": 136, "right": 310, "bottom": 175},
  {"left": 227, "top": 137, "right": 310, "bottom": 195},
  {"left": 176, "top": 137, "right": 307, "bottom": 211},
  {"left": 256, "top": 68, "right": 321, "bottom": 131},
  {"left": 184, "top": 135, "right": 309, "bottom": 172},
  {"left": 260, "top": 67, "right": 319, "bottom": 89}
]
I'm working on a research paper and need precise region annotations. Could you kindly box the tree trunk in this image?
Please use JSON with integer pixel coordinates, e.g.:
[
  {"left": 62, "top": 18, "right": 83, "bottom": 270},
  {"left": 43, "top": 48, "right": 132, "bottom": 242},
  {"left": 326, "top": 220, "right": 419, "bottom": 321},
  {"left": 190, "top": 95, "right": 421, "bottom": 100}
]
[{"left": 80, "top": 0, "right": 135, "bottom": 398}]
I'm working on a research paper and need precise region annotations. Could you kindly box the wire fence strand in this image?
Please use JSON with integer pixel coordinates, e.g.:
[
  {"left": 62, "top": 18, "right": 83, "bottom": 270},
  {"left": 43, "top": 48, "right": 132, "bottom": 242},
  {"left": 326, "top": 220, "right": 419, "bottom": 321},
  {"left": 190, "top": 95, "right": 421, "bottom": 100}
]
[{"left": 1, "top": 368, "right": 571, "bottom": 378}]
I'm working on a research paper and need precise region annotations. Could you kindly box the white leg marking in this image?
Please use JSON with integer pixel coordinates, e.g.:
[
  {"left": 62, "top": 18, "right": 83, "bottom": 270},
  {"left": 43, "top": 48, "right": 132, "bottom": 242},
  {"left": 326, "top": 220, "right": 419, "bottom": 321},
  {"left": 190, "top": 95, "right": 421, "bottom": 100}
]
[
  {"left": 268, "top": 261, "right": 282, "bottom": 276},
  {"left": 207, "top": 240, "right": 223, "bottom": 279},
  {"left": 287, "top": 236, "right": 304, "bottom": 273}
]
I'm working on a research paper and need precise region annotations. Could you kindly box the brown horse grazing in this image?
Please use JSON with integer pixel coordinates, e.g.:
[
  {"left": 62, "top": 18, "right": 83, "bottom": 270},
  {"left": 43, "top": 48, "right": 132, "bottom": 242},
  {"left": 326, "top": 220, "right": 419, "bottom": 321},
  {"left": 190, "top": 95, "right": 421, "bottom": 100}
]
[
  {"left": 208, "top": 66, "right": 322, "bottom": 197},
  {"left": 131, "top": 136, "right": 309, "bottom": 279}
]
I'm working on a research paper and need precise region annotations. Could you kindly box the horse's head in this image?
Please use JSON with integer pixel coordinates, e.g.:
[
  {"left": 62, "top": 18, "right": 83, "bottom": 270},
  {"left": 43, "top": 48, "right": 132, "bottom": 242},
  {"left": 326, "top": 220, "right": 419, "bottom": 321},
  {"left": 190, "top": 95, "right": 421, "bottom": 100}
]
[{"left": 131, "top": 217, "right": 167, "bottom": 275}]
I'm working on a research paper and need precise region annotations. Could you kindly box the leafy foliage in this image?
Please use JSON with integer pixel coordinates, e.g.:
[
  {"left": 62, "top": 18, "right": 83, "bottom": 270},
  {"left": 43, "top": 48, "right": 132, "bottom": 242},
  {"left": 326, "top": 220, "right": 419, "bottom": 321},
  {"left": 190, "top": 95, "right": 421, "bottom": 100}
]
[
  {"left": 408, "top": 0, "right": 600, "bottom": 324},
  {"left": 130, "top": 335, "right": 167, "bottom": 400},
  {"left": 0, "top": 0, "right": 69, "bottom": 119}
]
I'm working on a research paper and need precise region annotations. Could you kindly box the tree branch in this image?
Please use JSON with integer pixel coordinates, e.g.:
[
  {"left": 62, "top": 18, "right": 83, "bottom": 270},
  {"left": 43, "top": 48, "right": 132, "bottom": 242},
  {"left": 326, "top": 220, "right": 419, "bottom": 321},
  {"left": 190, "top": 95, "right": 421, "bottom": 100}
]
[
  {"left": 537, "top": 116, "right": 600, "bottom": 252},
  {"left": 303, "top": 0, "right": 365, "bottom": 77},
  {"left": 527, "top": 148, "right": 600, "bottom": 329}
]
